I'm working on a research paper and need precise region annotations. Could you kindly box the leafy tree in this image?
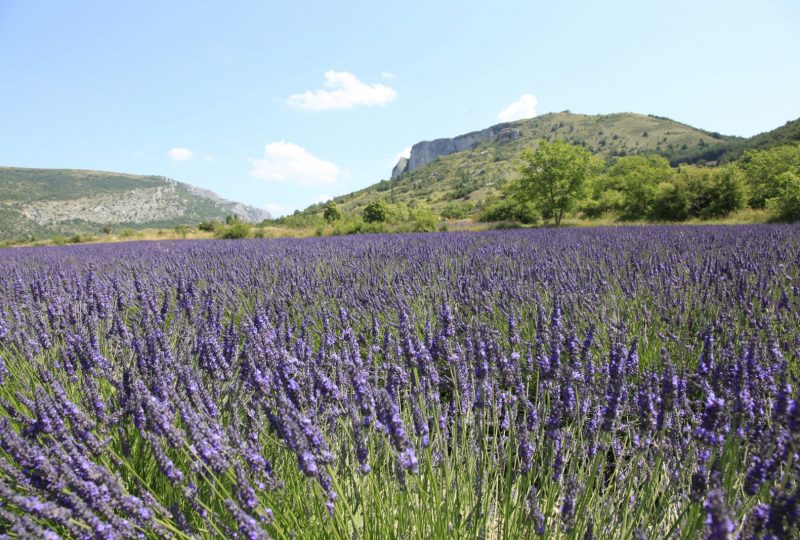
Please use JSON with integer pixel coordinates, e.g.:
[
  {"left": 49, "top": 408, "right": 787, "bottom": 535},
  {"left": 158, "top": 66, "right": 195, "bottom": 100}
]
[
  {"left": 695, "top": 165, "right": 747, "bottom": 218},
  {"left": 441, "top": 201, "right": 474, "bottom": 219},
  {"left": 363, "top": 200, "right": 389, "bottom": 223},
  {"left": 217, "top": 221, "right": 251, "bottom": 239},
  {"left": 323, "top": 202, "right": 342, "bottom": 223},
  {"left": 740, "top": 144, "right": 800, "bottom": 208},
  {"left": 603, "top": 155, "right": 673, "bottom": 219},
  {"left": 651, "top": 182, "right": 689, "bottom": 221},
  {"left": 772, "top": 171, "right": 800, "bottom": 222},
  {"left": 511, "top": 140, "right": 601, "bottom": 226}
]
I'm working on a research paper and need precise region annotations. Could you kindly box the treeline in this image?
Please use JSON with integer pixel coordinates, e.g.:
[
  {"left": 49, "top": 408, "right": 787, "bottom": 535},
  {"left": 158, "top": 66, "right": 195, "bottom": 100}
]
[{"left": 485, "top": 141, "right": 800, "bottom": 224}]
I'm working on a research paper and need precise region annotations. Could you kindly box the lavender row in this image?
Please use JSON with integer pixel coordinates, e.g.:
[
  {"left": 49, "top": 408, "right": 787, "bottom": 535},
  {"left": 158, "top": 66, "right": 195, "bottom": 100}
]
[{"left": 0, "top": 225, "right": 798, "bottom": 539}]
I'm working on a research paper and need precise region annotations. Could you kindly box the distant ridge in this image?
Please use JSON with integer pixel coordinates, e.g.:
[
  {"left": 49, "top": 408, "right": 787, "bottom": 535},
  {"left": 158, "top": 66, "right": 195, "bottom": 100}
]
[{"left": 0, "top": 167, "right": 271, "bottom": 241}]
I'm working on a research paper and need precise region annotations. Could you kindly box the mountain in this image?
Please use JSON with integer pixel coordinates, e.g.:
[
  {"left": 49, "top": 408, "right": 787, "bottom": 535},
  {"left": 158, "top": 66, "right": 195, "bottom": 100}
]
[
  {"left": 0, "top": 167, "right": 270, "bottom": 241},
  {"left": 310, "top": 111, "right": 743, "bottom": 216}
]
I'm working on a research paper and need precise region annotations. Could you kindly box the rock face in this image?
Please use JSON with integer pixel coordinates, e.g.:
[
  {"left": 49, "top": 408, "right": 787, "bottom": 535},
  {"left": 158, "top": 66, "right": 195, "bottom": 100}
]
[
  {"left": 391, "top": 157, "right": 409, "bottom": 179},
  {"left": 182, "top": 184, "right": 272, "bottom": 222},
  {"left": 395, "top": 123, "right": 521, "bottom": 177}
]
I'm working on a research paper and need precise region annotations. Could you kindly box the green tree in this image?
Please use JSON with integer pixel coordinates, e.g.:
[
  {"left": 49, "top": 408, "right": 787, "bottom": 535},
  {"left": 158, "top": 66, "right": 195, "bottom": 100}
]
[
  {"left": 741, "top": 144, "right": 800, "bottom": 208},
  {"left": 323, "top": 202, "right": 342, "bottom": 223},
  {"left": 772, "top": 171, "right": 800, "bottom": 222},
  {"left": 651, "top": 181, "right": 689, "bottom": 221},
  {"left": 512, "top": 140, "right": 600, "bottom": 226},
  {"left": 696, "top": 165, "right": 746, "bottom": 218},
  {"left": 363, "top": 200, "right": 389, "bottom": 223},
  {"left": 603, "top": 155, "right": 673, "bottom": 219}
]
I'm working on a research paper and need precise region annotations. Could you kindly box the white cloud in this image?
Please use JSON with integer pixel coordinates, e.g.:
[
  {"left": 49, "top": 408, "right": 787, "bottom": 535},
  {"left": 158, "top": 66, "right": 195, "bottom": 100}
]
[
  {"left": 249, "top": 142, "right": 340, "bottom": 186},
  {"left": 396, "top": 146, "right": 411, "bottom": 161},
  {"left": 312, "top": 194, "right": 333, "bottom": 204},
  {"left": 381, "top": 71, "right": 398, "bottom": 80},
  {"left": 497, "top": 94, "right": 539, "bottom": 122},
  {"left": 167, "top": 147, "right": 194, "bottom": 161},
  {"left": 287, "top": 71, "right": 397, "bottom": 111}
]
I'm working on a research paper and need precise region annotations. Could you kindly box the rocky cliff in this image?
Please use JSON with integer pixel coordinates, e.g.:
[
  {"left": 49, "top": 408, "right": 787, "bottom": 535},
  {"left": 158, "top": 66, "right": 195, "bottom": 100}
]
[{"left": 391, "top": 122, "right": 521, "bottom": 178}]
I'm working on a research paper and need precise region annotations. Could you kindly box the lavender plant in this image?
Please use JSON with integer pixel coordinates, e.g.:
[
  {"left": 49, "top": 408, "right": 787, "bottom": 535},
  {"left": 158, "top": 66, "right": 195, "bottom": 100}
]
[{"left": 0, "top": 225, "right": 798, "bottom": 539}]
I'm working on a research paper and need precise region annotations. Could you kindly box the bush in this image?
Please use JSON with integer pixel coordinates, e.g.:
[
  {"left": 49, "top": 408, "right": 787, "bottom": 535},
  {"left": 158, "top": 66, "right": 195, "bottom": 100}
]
[
  {"left": 479, "top": 197, "right": 539, "bottom": 224},
  {"left": 363, "top": 200, "right": 389, "bottom": 223},
  {"left": 651, "top": 182, "right": 689, "bottom": 221},
  {"left": 198, "top": 220, "right": 220, "bottom": 232},
  {"left": 696, "top": 166, "right": 747, "bottom": 219},
  {"left": 441, "top": 201, "right": 474, "bottom": 219},
  {"left": 772, "top": 171, "right": 800, "bottom": 222},
  {"left": 217, "top": 221, "right": 251, "bottom": 239}
]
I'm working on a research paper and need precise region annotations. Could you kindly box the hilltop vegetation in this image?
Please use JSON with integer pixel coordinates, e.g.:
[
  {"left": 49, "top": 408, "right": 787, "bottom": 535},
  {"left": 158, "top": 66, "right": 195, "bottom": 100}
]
[
  {"left": 0, "top": 167, "right": 270, "bottom": 242},
  {"left": 278, "top": 112, "right": 799, "bottom": 231}
]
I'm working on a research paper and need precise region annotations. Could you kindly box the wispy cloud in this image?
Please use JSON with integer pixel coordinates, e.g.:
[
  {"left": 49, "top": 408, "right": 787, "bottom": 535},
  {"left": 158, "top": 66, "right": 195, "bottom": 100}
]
[
  {"left": 167, "top": 147, "right": 194, "bottom": 161},
  {"left": 249, "top": 142, "right": 340, "bottom": 186},
  {"left": 497, "top": 94, "right": 538, "bottom": 122},
  {"left": 381, "top": 71, "right": 398, "bottom": 80},
  {"left": 287, "top": 71, "right": 397, "bottom": 111}
]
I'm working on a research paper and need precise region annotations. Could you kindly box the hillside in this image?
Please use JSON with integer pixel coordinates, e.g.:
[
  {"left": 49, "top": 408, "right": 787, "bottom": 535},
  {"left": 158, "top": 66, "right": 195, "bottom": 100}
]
[
  {"left": 715, "top": 117, "right": 800, "bottom": 163},
  {"left": 305, "top": 111, "right": 742, "bottom": 217},
  {"left": 0, "top": 167, "right": 270, "bottom": 241}
]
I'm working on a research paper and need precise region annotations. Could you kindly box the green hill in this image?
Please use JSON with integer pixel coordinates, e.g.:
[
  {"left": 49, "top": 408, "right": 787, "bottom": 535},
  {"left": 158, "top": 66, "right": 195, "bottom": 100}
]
[
  {"left": 715, "top": 117, "right": 800, "bottom": 163},
  {"left": 303, "top": 111, "right": 742, "bottom": 217},
  {"left": 0, "top": 167, "right": 270, "bottom": 242}
]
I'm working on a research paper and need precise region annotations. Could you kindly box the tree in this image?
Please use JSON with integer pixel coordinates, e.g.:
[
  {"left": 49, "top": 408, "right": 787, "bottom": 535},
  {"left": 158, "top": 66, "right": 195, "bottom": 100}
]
[
  {"left": 512, "top": 140, "right": 600, "bottom": 226},
  {"left": 363, "top": 200, "right": 389, "bottom": 223},
  {"left": 741, "top": 144, "right": 800, "bottom": 208},
  {"left": 772, "top": 171, "right": 800, "bottom": 222},
  {"left": 603, "top": 154, "right": 673, "bottom": 219},
  {"left": 323, "top": 202, "right": 342, "bottom": 223}
]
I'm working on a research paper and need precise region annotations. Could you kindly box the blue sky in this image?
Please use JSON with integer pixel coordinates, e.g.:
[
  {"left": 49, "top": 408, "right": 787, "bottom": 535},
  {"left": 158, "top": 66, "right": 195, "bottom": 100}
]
[{"left": 1, "top": 1, "right": 798, "bottom": 216}]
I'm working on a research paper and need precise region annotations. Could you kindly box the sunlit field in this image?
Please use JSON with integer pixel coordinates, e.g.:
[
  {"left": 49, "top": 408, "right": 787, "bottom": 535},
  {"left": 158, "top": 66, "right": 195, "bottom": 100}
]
[{"left": 1, "top": 226, "right": 798, "bottom": 539}]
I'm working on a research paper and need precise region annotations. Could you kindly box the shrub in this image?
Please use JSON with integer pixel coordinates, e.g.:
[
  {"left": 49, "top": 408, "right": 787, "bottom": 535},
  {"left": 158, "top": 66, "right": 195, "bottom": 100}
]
[
  {"left": 363, "top": 200, "right": 389, "bottom": 223},
  {"left": 771, "top": 171, "right": 800, "bottom": 222},
  {"left": 217, "top": 221, "right": 251, "bottom": 239}
]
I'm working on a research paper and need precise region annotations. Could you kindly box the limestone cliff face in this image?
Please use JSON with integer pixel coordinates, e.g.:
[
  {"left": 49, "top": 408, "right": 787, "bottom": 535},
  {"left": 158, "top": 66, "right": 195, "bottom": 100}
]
[
  {"left": 391, "top": 157, "right": 409, "bottom": 179},
  {"left": 392, "top": 123, "right": 521, "bottom": 178}
]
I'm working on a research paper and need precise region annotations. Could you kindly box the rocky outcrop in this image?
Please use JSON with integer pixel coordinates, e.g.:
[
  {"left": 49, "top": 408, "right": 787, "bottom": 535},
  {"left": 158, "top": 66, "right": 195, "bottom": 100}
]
[
  {"left": 391, "top": 157, "right": 409, "bottom": 179},
  {"left": 21, "top": 186, "right": 186, "bottom": 225},
  {"left": 394, "top": 123, "right": 521, "bottom": 177},
  {"left": 182, "top": 183, "right": 272, "bottom": 222}
]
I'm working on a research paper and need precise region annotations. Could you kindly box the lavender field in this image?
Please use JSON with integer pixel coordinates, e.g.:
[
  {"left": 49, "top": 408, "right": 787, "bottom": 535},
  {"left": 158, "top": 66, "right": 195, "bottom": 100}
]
[{"left": 0, "top": 226, "right": 799, "bottom": 539}]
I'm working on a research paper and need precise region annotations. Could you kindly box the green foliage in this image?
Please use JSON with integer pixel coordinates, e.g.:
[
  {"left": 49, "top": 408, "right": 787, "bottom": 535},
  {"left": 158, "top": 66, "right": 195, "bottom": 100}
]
[
  {"left": 693, "top": 165, "right": 747, "bottom": 219},
  {"left": 511, "top": 140, "right": 601, "bottom": 226},
  {"left": 651, "top": 182, "right": 690, "bottom": 221},
  {"left": 770, "top": 171, "right": 800, "bottom": 222},
  {"left": 174, "top": 225, "right": 189, "bottom": 238},
  {"left": 441, "top": 201, "right": 475, "bottom": 219},
  {"left": 216, "top": 221, "right": 251, "bottom": 239},
  {"left": 323, "top": 202, "right": 342, "bottom": 223},
  {"left": 102, "top": 225, "right": 112, "bottom": 235},
  {"left": 479, "top": 196, "right": 539, "bottom": 224},
  {"left": 601, "top": 155, "right": 673, "bottom": 219},
  {"left": 198, "top": 220, "right": 219, "bottom": 232},
  {"left": 740, "top": 143, "right": 800, "bottom": 208},
  {"left": 363, "top": 200, "right": 389, "bottom": 223}
]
